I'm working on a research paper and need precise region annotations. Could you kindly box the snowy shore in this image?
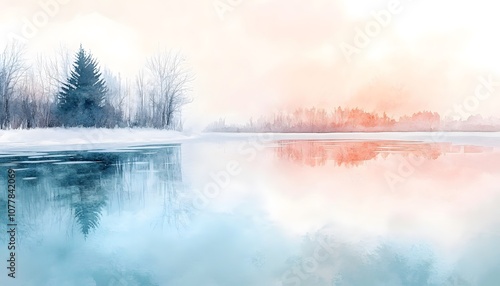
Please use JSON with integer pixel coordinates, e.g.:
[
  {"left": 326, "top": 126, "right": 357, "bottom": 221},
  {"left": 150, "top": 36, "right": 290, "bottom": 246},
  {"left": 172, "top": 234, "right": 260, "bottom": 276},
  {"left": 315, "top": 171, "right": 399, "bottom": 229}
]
[
  {"left": 1, "top": 128, "right": 500, "bottom": 152},
  {"left": 0, "top": 128, "right": 192, "bottom": 152}
]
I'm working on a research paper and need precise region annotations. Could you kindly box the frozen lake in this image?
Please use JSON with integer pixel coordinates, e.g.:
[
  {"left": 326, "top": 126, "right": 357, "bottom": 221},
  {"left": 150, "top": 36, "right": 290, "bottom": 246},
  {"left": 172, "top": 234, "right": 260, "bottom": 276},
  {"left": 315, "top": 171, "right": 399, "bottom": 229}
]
[{"left": 0, "top": 133, "right": 499, "bottom": 285}]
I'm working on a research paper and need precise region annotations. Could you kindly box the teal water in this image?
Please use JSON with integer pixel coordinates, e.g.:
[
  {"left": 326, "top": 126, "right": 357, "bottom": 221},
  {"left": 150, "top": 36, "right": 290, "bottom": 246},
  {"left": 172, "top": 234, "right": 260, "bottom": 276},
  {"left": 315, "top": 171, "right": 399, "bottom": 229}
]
[{"left": 0, "top": 139, "right": 499, "bottom": 286}]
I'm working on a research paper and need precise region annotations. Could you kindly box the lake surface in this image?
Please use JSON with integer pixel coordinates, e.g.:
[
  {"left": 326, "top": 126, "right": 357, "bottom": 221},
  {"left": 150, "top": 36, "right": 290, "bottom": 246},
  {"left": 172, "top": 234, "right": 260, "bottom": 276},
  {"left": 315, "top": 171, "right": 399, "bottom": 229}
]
[{"left": 0, "top": 134, "right": 499, "bottom": 285}]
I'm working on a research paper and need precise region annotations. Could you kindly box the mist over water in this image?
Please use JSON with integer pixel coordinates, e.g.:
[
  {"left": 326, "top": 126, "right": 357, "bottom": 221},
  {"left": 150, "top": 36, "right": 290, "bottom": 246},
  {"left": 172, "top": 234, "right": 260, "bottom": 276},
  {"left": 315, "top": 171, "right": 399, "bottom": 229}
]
[{"left": 0, "top": 138, "right": 499, "bottom": 285}]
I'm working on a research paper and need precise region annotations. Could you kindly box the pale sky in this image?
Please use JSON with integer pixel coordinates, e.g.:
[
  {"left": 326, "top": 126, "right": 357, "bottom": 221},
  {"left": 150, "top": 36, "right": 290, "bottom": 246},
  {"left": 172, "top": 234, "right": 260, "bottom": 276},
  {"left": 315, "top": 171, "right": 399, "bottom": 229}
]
[{"left": 1, "top": 0, "right": 500, "bottom": 129}]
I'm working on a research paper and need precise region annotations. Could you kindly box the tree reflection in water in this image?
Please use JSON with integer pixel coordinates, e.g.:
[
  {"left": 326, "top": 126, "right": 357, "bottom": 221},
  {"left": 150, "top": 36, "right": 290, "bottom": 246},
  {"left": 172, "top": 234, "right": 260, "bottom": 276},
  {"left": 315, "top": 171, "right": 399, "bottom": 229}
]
[
  {"left": 0, "top": 144, "right": 187, "bottom": 239},
  {"left": 274, "top": 140, "right": 490, "bottom": 167}
]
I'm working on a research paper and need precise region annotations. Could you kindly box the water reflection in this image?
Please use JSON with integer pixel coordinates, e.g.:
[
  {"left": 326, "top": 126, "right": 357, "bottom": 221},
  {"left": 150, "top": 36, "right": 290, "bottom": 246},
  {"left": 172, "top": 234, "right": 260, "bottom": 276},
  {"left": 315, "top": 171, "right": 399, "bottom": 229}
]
[
  {"left": 274, "top": 140, "right": 493, "bottom": 167},
  {"left": 0, "top": 138, "right": 499, "bottom": 285},
  {"left": 0, "top": 144, "right": 186, "bottom": 239}
]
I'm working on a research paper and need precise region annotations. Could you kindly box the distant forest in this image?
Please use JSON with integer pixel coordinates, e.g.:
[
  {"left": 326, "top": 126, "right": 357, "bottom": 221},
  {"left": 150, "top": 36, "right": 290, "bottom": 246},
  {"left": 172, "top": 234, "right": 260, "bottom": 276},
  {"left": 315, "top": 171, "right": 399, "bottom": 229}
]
[
  {"left": 0, "top": 41, "right": 192, "bottom": 130},
  {"left": 207, "top": 107, "right": 500, "bottom": 132}
]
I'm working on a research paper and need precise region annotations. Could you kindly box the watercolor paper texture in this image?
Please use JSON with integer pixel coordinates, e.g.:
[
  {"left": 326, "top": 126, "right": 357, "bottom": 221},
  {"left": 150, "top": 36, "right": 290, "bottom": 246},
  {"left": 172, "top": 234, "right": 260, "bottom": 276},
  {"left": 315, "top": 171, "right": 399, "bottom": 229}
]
[{"left": 0, "top": 0, "right": 499, "bottom": 285}]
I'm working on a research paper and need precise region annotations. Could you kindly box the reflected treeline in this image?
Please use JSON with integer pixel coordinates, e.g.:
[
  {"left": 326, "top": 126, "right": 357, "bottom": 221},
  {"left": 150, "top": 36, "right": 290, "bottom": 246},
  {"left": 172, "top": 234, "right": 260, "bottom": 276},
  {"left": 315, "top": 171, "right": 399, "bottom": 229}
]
[
  {"left": 274, "top": 140, "right": 492, "bottom": 167},
  {"left": 0, "top": 144, "right": 187, "bottom": 239}
]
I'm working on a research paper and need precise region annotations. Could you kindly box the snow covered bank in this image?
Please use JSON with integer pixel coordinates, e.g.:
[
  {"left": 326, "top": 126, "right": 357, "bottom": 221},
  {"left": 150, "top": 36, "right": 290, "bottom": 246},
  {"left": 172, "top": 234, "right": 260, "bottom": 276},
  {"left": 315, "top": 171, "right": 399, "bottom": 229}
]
[
  {"left": 1, "top": 129, "right": 500, "bottom": 152},
  {"left": 0, "top": 128, "right": 193, "bottom": 152}
]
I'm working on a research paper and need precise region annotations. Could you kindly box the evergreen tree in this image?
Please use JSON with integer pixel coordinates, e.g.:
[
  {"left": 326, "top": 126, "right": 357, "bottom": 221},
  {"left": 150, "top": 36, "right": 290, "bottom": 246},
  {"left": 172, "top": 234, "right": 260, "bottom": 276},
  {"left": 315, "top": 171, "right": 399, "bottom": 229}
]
[{"left": 57, "top": 45, "right": 108, "bottom": 127}]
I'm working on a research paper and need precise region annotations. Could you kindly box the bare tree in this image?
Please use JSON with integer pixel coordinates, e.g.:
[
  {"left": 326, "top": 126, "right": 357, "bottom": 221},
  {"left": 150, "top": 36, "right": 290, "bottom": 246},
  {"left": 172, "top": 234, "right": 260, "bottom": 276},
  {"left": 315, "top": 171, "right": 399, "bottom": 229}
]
[
  {"left": 134, "top": 69, "right": 148, "bottom": 126},
  {"left": 0, "top": 41, "right": 26, "bottom": 129},
  {"left": 102, "top": 68, "right": 127, "bottom": 127},
  {"left": 17, "top": 71, "right": 38, "bottom": 129},
  {"left": 142, "top": 50, "right": 193, "bottom": 129},
  {"left": 123, "top": 78, "right": 132, "bottom": 126},
  {"left": 34, "top": 45, "right": 72, "bottom": 127},
  {"left": 35, "top": 45, "right": 71, "bottom": 97}
]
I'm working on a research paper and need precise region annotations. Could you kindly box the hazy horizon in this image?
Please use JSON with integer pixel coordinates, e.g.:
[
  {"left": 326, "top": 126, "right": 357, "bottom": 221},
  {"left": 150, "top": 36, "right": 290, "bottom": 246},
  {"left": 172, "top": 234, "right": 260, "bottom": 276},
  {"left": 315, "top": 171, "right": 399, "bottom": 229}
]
[{"left": 1, "top": 0, "right": 500, "bottom": 131}]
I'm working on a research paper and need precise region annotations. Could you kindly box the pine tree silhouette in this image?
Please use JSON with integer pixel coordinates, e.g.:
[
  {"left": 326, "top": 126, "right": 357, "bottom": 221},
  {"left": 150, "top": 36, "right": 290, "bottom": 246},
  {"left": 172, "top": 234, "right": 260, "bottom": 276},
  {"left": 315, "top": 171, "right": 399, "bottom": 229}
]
[
  {"left": 73, "top": 200, "right": 106, "bottom": 239},
  {"left": 57, "top": 44, "right": 108, "bottom": 127}
]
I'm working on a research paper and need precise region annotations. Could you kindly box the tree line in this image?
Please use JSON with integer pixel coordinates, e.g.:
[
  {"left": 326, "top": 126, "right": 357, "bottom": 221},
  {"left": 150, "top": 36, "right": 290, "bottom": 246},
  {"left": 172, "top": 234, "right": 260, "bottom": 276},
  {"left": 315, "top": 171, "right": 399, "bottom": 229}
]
[
  {"left": 206, "top": 107, "right": 500, "bottom": 132},
  {"left": 0, "top": 41, "right": 192, "bottom": 129}
]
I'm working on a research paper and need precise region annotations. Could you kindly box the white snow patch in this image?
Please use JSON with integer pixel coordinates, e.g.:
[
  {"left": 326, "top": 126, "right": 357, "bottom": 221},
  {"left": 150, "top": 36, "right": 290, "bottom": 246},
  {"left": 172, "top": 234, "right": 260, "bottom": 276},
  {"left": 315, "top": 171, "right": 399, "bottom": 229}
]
[
  {"left": 53, "top": 161, "right": 98, "bottom": 165},
  {"left": 18, "top": 160, "right": 62, "bottom": 164},
  {"left": 0, "top": 128, "right": 193, "bottom": 151}
]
